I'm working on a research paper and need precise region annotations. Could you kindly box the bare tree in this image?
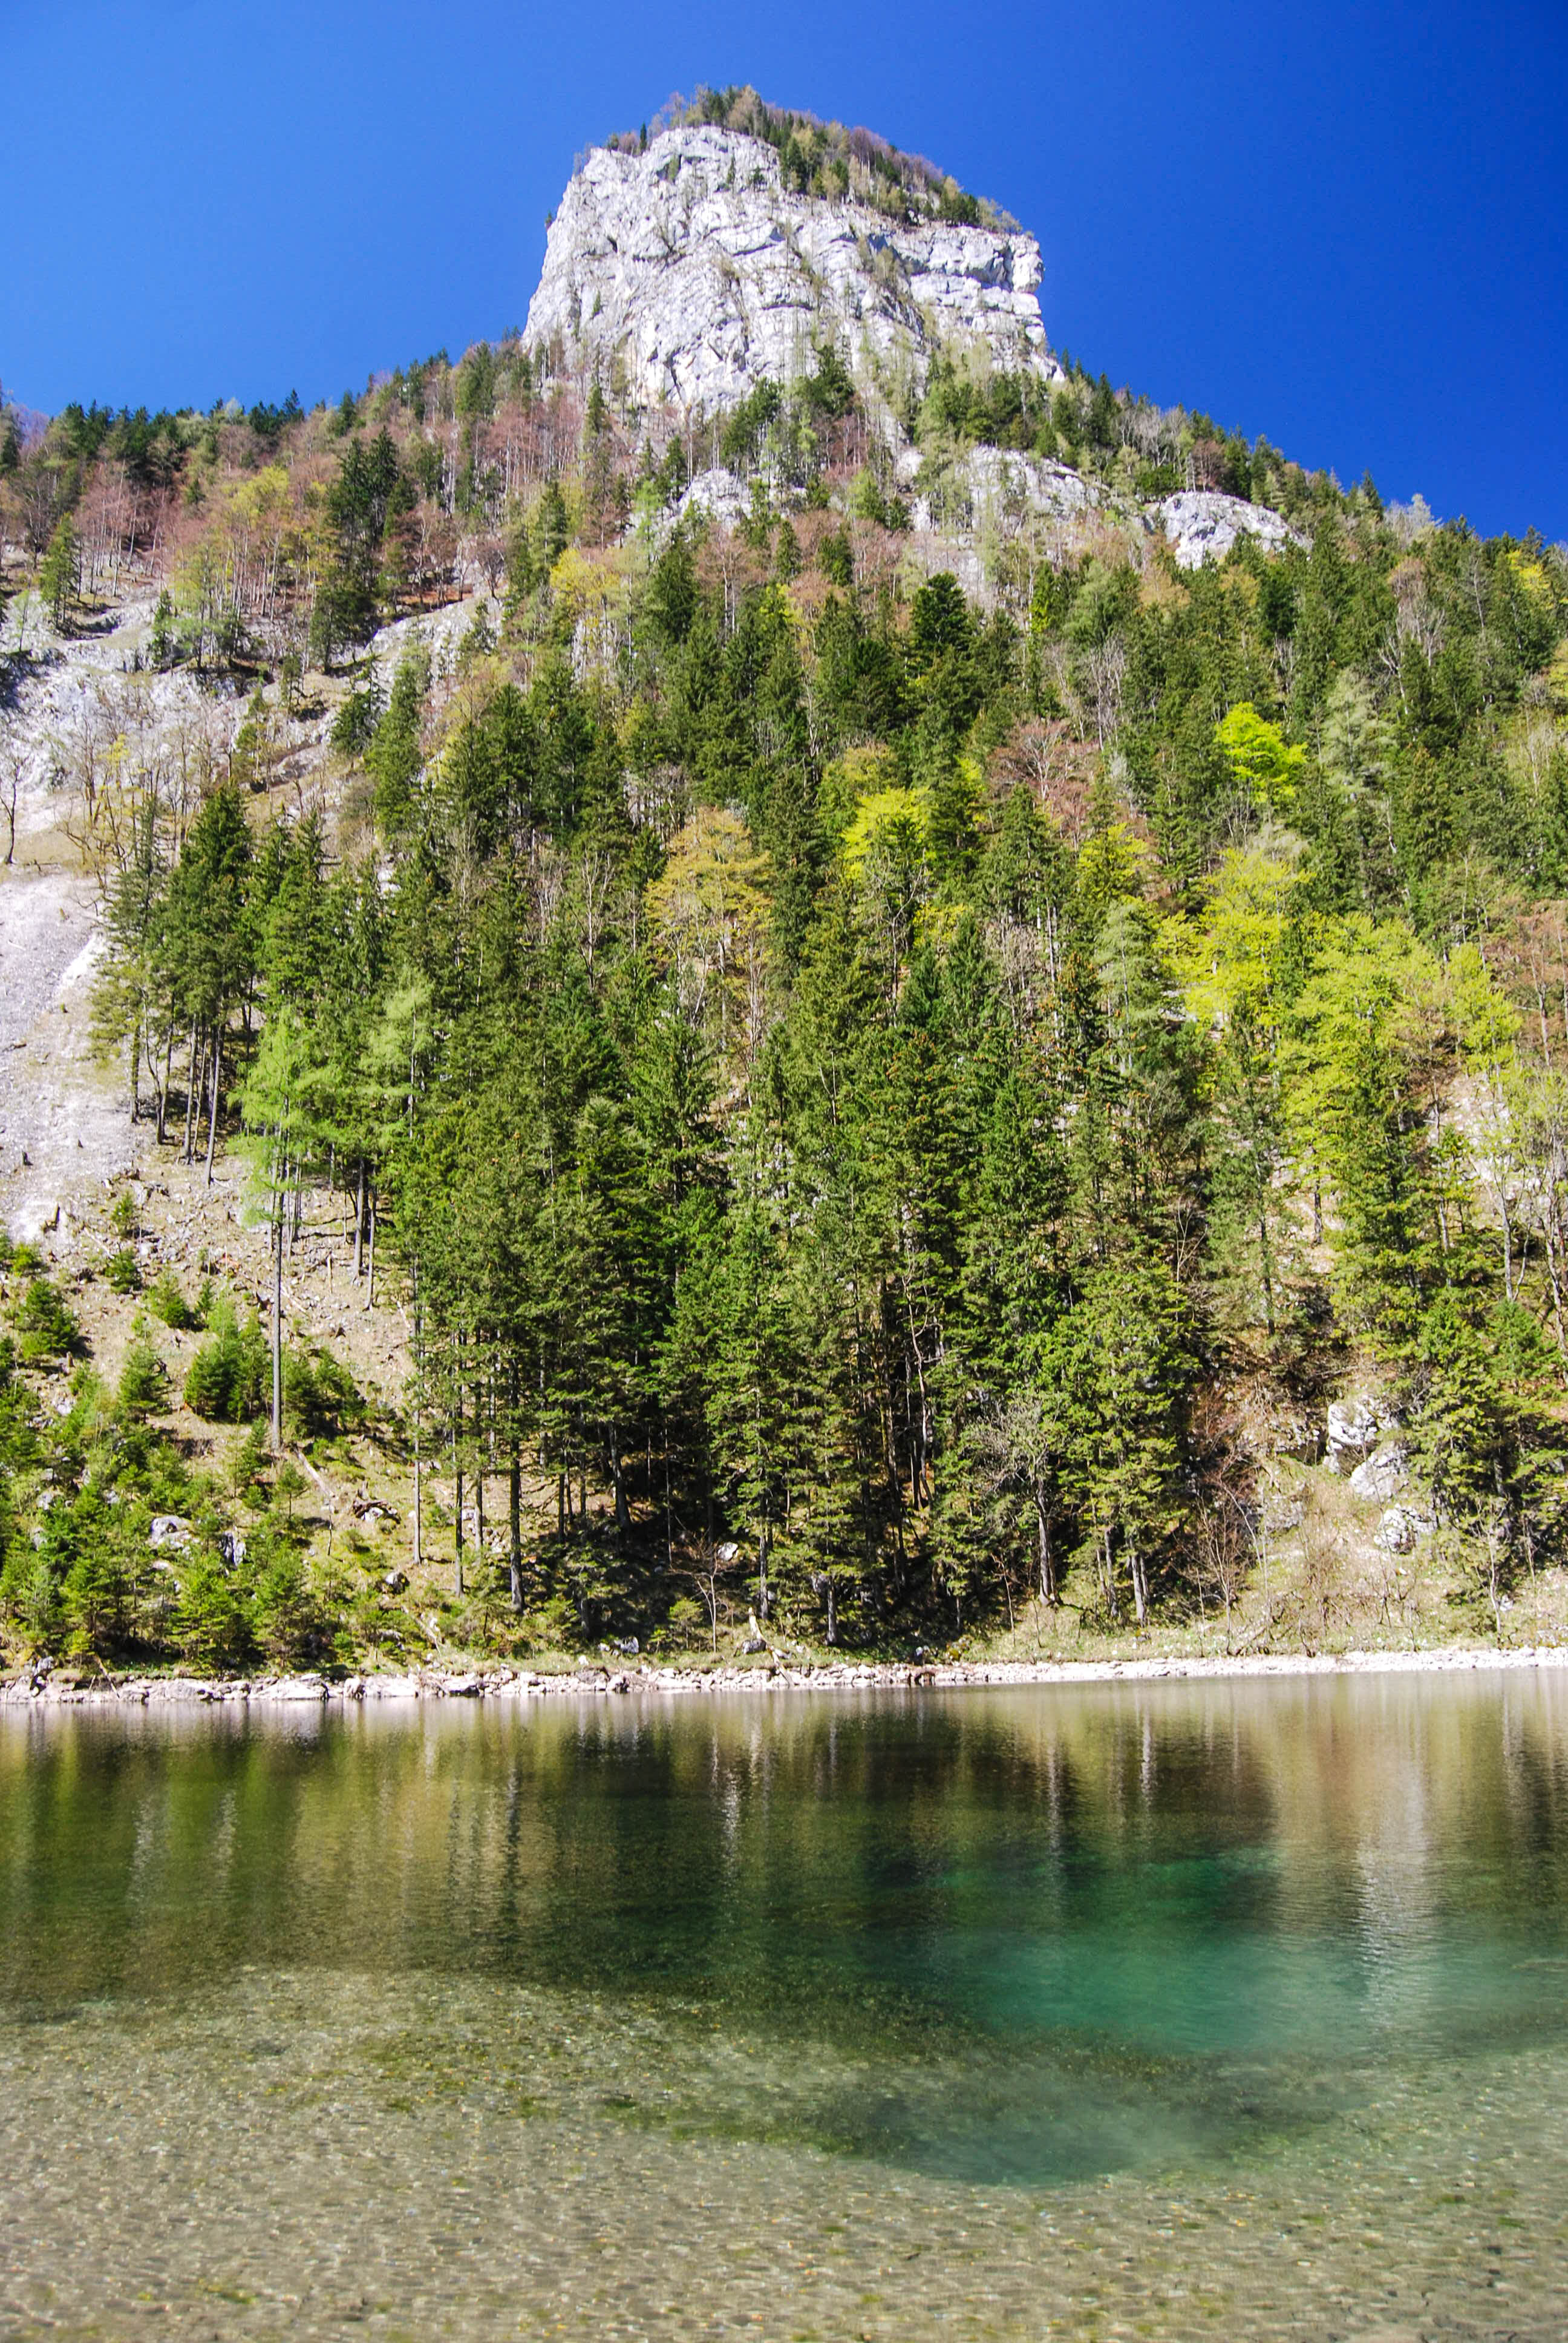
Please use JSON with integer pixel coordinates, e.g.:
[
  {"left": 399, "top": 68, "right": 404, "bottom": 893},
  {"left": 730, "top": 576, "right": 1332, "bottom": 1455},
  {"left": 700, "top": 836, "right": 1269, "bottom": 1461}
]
[{"left": 1, "top": 737, "right": 21, "bottom": 866}]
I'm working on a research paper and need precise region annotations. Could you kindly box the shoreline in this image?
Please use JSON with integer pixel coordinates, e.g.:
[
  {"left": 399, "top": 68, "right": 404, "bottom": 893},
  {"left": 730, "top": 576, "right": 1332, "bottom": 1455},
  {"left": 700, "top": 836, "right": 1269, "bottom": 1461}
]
[{"left": 4, "top": 1643, "right": 1568, "bottom": 1710}]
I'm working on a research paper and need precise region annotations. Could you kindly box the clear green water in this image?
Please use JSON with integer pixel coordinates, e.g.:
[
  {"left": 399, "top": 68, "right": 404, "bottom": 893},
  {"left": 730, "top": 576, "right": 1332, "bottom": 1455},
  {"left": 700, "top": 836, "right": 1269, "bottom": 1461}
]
[{"left": 2, "top": 1674, "right": 1567, "bottom": 2338}]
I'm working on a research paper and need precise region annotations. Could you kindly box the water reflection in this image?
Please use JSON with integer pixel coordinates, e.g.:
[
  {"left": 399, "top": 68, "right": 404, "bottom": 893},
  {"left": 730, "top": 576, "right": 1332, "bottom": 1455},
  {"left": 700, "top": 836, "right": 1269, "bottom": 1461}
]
[
  {"left": 4, "top": 1674, "right": 1567, "bottom": 2068},
  {"left": 4, "top": 1675, "right": 1568, "bottom": 2335}
]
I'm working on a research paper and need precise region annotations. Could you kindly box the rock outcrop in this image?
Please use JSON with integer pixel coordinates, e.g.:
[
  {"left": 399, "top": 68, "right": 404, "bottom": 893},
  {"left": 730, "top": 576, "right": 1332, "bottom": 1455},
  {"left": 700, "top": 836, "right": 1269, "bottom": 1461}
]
[
  {"left": 521, "top": 125, "right": 1304, "bottom": 575},
  {"left": 1349, "top": 1441, "right": 1410, "bottom": 1502},
  {"left": 524, "top": 125, "right": 1060, "bottom": 415},
  {"left": 1157, "top": 491, "right": 1301, "bottom": 571}
]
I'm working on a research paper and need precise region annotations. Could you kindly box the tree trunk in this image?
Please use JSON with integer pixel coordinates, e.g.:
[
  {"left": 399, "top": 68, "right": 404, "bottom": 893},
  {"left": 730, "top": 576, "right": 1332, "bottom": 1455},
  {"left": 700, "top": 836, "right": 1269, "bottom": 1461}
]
[
  {"left": 509, "top": 1445, "right": 523, "bottom": 1612},
  {"left": 454, "top": 1420, "right": 465, "bottom": 1599},
  {"left": 182, "top": 1021, "right": 200, "bottom": 1159},
  {"left": 365, "top": 1201, "right": 376, "bottom": 1309},
  {"left": 270, "top": 1204, "right": 283, "bottom": 1449},
  {"left": 412, "top": 1282, "right": 423, "bottom": 1572},
  {"left": 1036, "top": 1499, "right": 1056, "bottom": 1605},
  {"left": 204, "top": 1024, "right": 221, "bottom": 1184},
  {"left": 1129, "top": 1542, "right": 1149, "bottom": 1627},
  {"left": 144, "top": 1026, "right": 166, "bottom": 1145},
  {"left": 609, "top": 1426, "right": 631, "bottom": 1537},
  {"left": 353, "top": 1161, "right": 365, "bottom": 1279},
  {"left": 1256, "top": 1189, "right": 1276, "bottom": 1338},
  {"left": 129, "top": 1020, "right": 140, "bottom": 1124}
]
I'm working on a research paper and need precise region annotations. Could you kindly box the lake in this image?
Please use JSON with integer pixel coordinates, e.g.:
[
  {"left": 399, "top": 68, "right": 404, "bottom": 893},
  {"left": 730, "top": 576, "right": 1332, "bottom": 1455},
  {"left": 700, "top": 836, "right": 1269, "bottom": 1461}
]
[{"left": 1, "top": 1673, "right": 1566, "bottom": 2338}]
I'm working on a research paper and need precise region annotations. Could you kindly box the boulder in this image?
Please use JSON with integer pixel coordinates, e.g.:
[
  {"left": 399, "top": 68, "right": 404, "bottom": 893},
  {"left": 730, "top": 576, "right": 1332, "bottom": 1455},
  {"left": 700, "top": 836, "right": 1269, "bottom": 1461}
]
[
  {"left": 1374, "top": 1504, "right": 1431, "bottom": 1553},
  {"left": 1349, "top": 1441, "right": 1410, "bottom": 1502},
  {"left": 264, "top": 1674, "right": 329, "bottom": 1703},
  {"left": 217, "top": 1528, "right": 246, "bottom": 1570},
  {"left": 149, "top": 1514, "right": 192, "bottom": 1551},
  {"left": 1325, "top": 1399, "right": 1379, "bottom": 1463}
]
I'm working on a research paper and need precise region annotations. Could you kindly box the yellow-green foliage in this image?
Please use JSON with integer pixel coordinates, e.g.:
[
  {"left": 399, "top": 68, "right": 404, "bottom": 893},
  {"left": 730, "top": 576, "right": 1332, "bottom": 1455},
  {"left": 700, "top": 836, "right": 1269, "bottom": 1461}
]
[
  {"left": 1215, "top": 703, "right": 1306, "bottom": 815},
  {"left": 840, "top": 784, "right": 932, "bottom": 886}
]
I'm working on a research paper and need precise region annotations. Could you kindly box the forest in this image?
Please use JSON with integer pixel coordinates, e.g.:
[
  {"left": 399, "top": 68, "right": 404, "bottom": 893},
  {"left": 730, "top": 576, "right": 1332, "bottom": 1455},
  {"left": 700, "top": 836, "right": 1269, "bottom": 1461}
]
[{"left": 4, "top": 308, "right": 1568, "bottom": 1673}]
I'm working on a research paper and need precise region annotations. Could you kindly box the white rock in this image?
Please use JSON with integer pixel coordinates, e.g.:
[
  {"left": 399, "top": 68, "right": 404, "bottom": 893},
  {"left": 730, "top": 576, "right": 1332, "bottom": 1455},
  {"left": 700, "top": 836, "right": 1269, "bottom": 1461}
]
[
  {"left": 261, "top": 1674, "right": 329, "bottom": 1703},
  {"left": 676, "top": 467, "right": 752, "bottom": 528},
  {"left": 1349, "top": 1441, "right": 1410, "bottom": 1502},
  {"left": 1157, "top": 491, "right": 1299, "bottom": 571},
  {"left": 525, "top": 125, "right": 1060, "bottom": 418},
  {"left": 1325, "top": 1400, "right": 1379, "bottom": 1458},
  {"left": 1374, "top": 1506, "right": 1426, "bottom": 1554},
  {"left": 913, "top": 444, "right": 1105, "bottom": 536},
  {"left": 217, "top": 1528, "right": 246, "bottom": 1570},
  {"left": 149, "top": 1514, "right": 193, "bottom": 1551}
]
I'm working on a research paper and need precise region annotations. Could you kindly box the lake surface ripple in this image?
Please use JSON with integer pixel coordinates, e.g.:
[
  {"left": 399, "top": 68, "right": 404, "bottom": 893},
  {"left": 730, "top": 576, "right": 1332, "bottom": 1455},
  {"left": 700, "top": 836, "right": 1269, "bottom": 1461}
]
[{"left": 2, "top": 1673, "right": 1567, "bottom": 2338}]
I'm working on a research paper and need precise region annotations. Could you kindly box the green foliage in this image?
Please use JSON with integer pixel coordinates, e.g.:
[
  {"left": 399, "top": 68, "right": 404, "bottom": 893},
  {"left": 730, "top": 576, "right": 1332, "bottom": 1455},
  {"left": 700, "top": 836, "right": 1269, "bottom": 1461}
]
[
  {"left": 284, "top": 1346, "right": 364, "bottom": 1443},
  {"left": 364, "top": 650, "right": 429, "bottom": 833},
  {"left": 1214, "top": 703, "right": 1305, "bottom": 817},
  {"left": 332, "top": 676, "right": 385, "bottom": 756},
  {"left": 146, "top": 1270, "right": 200, "bottom": 1331},
  {"left": 918, "top": 353, "right": 1054, "bottom": 454},
  {"left": 13, "top": 1279, "right": 84, "bottom": 1366},
  {"left": 38, "top": 515, "right": 80, "bottom": 629},
  {"left": 183, "top": 1302, "right": 269, "bottom": 1424},
  {"left": 48, "top": 293, "right": 1568, "bottom": 1668},
  {"left": 310, "top": 427, "right": 410, "bottom": 664},
  {"left": 103, "top": 1248, "right": 142, "bottom": 1294},
  {"left": 645, "top": 87, "right": 1014, "bottom": 228},
  {"left": 173, "top": 1548, "right": 252, "bottom": 1672},
  {"left": 117, "top": 1337, "right": 170, "bottom": 1421}
]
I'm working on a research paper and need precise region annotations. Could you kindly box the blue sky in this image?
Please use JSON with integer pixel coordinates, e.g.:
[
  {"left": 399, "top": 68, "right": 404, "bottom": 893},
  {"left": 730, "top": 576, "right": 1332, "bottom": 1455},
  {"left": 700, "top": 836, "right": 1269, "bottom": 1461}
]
[{"left": 4, "top": 0, "right": 1564, "bottom": 539}]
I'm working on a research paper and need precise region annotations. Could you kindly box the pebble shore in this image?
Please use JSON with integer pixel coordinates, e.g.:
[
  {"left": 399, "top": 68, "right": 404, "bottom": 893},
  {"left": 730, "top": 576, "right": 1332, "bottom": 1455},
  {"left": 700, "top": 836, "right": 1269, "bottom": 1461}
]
[{"left": 5, "top": 1643, "right": 1568, "bottom": 1708}]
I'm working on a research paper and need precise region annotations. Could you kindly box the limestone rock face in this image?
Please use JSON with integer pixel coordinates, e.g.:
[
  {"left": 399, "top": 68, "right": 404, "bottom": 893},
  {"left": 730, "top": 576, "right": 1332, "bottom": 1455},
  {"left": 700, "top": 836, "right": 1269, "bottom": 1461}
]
[
  {"left": 524, "top": 125, "right": 1060, "bottom": 414},
  {"left": 911, "top": 445, "right": 1106, "bottom": 536},
  {"left": 1326, "top": 1398, "right": 1380, "bottom": 1461},
  {"left": 1158, "top": 491, "right": 1301, "bottom": 570},
  {"left": 676, "top": 466, "right": 752, "bottom": 529},
  {"left": 1349, "top": 1441, "right": 1411, "bottom": 1502}
]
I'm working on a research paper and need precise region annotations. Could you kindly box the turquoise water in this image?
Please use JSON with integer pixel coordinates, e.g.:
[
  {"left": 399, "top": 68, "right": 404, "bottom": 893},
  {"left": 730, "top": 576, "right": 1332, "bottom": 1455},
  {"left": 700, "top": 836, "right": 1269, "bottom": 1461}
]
[{"left": 2, "top": 1674, "right": 1567, "bottom": 2336}]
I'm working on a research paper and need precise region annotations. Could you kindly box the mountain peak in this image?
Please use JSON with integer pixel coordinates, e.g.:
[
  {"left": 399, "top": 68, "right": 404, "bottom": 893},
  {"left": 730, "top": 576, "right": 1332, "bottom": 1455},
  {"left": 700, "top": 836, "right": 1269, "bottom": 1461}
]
[{"left": 523, "top": 116, "right": 1059, "bottom": 419}]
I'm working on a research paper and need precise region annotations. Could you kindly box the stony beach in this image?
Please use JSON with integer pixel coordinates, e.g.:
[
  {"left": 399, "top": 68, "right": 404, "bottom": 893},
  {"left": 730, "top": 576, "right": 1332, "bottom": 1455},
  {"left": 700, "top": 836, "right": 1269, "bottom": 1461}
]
[{"left": 5, "top": 1641, "right": 1567, "bottom": 1709}]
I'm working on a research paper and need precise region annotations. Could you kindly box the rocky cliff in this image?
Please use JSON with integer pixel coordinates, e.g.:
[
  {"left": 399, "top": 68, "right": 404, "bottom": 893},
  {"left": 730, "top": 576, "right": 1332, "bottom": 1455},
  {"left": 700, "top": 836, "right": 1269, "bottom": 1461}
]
[
  {"left": 523, "top": 124, "right": 1060, "bottom": 415},
  {"left": 521, "top": 120, "right": 1301, "bottom": 576}
]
